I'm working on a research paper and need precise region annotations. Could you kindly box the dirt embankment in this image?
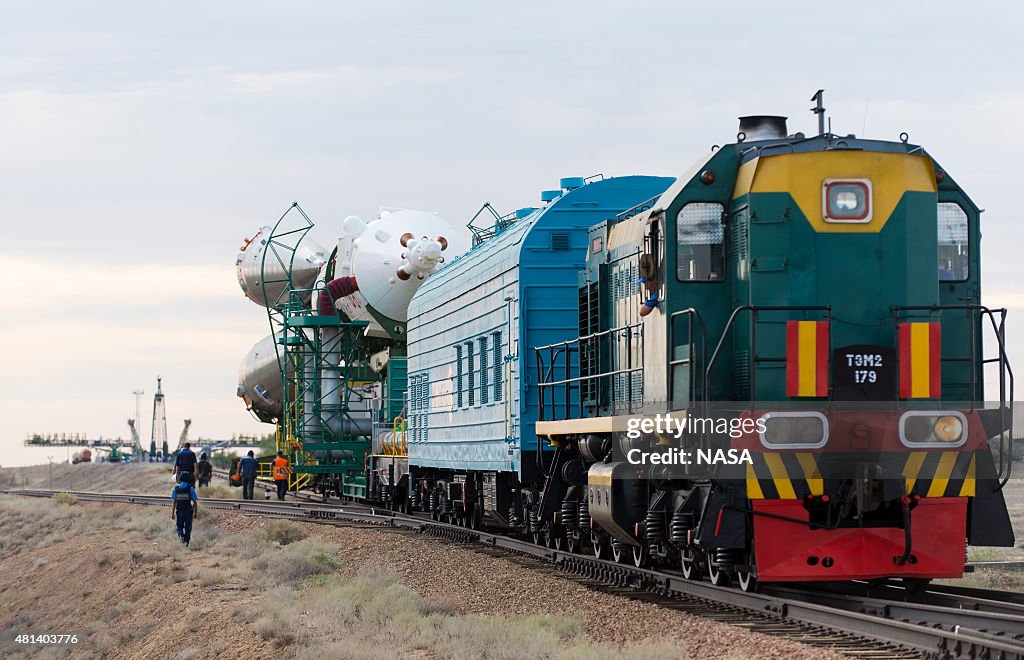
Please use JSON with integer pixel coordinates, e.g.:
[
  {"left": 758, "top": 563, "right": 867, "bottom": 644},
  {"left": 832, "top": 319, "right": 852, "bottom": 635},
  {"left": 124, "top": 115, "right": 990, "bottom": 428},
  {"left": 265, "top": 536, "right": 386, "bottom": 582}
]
[{"left": 0, "top": 494, "right": 839, "bottom": 660}]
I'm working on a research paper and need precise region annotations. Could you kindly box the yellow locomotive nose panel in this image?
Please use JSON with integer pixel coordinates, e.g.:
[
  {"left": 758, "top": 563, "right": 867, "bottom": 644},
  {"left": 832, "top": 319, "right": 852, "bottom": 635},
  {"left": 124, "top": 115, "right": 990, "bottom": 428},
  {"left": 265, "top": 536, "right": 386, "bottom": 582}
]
[{"left": 733, "top": 151, "right": 937, "bottom": 232}]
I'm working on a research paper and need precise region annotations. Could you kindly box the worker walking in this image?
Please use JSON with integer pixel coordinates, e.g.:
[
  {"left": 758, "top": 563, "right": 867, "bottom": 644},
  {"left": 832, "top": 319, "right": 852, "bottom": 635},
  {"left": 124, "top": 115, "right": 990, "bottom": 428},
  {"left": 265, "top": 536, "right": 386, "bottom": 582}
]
[
  {"left": 196, "top": 453, "right": 213, "bottom": 488},
  {"left": 239, "top": 450, "right": 258, "bottom": 500},
  {"left": 174, "top": 442, "right": 198, "bottom": 483},
  {"left": 171, "top": 471, "right": 198, "bottom": 546},
  {"left": 272, "top": 450, "right": 291, "bottom": 501}
]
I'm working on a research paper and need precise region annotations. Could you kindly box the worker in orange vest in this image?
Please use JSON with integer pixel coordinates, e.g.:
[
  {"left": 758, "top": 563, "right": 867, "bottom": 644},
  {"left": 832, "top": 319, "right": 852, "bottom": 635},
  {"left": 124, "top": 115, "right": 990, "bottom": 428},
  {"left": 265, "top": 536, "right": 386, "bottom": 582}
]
[{"left": 272, "top": 450, "right": 291, "bottom": 500}]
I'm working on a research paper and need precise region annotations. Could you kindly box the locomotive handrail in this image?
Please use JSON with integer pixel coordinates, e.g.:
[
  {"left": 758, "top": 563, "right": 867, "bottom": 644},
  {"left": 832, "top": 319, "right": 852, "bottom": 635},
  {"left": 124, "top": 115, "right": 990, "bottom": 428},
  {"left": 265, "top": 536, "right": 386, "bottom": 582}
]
[
  {"left": 535, "top": 322, "right": 644, "bottom": 421},
  {"left": 615, "top": 194, "right": 661, "bottom": 221},
  {"left": 894, "top": 304, "right": 1014, "bottom": 487},
  {"left": 704, "top": 305, "right": 832, "bottom": 410},
  {"left": 535, "top": 345, "right": 576, "bottom": 421},
  {"left": 668, "top": 308, "right": 707, "bottom": 413}
]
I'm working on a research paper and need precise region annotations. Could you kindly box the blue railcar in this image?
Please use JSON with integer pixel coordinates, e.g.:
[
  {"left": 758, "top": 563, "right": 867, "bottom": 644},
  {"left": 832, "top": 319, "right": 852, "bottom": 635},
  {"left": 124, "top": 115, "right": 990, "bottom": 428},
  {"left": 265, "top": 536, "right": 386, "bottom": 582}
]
[{"left": 405, "top": 175, "right": 673, "bottom": 521}]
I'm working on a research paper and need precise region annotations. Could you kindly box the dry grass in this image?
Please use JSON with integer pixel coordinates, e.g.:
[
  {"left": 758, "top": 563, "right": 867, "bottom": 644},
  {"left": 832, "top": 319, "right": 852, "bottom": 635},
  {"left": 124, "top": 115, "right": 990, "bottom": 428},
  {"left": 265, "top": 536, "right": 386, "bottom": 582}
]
[
  {"left": 0, "top": 494, "right": 693, "bottom": 659},
  {"left": 52, "top": 492, "right": 77, "bottom": 506},
  {"left": 200, "top": 485, "right": 240, "bottom": 500},
  {"left": 257, "top": 519, "right": 308, "bottom": 546}
]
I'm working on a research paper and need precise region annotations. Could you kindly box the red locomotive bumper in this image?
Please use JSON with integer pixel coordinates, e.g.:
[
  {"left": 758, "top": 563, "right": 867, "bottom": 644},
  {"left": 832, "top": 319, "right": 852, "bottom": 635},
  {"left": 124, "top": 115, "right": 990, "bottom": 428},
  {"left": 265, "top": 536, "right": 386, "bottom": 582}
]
[{"left": 752, "top": 497, "right": 967, "bottom": 581}]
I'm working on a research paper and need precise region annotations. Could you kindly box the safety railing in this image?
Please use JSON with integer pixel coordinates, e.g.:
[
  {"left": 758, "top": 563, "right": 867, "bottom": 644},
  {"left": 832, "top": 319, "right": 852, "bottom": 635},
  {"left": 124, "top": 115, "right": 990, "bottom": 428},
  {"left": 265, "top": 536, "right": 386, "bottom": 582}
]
[
  {"left": 704, "top": 305, "right": 833, "bottom": 413},
  {"left": 615, "top": 193, "right": 661, "bottom": 221},
  {"left": 668, "top": 308, "right": 707, "bottom": 410},
  {"left": 894, "top": 305, "right": 1014, "bottom": 486},
  {"left": 535, "top": 322, "right": 644, "bottom": 421},
  {"left": 371, "top": 416, "right": 408, "bottom": 457}
]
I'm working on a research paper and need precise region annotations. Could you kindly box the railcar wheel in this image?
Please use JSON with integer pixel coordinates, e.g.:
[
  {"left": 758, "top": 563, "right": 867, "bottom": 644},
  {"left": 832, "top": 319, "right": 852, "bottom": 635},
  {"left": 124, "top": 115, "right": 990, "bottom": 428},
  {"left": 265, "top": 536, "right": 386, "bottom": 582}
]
[
  {"left": 736, "top": 569, "right": 759, "bottom": 593},
  {"left": 708, "top": 562, "right": 731, "bottom": 587},
  {"left": 592, "top": 533, "right": 606, "bottom": 559},
  {"left": 680, "top": 548, "right": 701, "bottom": 580}
]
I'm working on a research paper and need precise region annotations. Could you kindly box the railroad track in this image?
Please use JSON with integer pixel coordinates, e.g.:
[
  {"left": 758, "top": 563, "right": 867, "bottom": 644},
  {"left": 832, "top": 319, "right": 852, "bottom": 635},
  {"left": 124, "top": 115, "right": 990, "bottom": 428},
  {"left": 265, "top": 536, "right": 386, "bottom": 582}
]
[{"left": 5, "top": 488, "right": 1023, "bottom": 659}]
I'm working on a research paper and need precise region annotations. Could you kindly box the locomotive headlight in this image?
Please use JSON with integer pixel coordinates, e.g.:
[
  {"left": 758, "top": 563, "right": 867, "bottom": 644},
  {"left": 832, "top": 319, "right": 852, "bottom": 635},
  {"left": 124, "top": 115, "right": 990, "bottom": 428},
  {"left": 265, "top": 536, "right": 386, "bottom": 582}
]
[
  {"left": 933, "top": 415, "right": 964, "bottom": 442},
  {"left": 823, "top": 179, "right": 872, "bottom": 223},
  {"left": 759, "top": 412, "right": 828, "bottom": 449},
  {"left": 834, "top": 191, "right": 860, "bottom": 210},
  {"left": 899, "top": 411, "right": 967, "bottom": 447}
]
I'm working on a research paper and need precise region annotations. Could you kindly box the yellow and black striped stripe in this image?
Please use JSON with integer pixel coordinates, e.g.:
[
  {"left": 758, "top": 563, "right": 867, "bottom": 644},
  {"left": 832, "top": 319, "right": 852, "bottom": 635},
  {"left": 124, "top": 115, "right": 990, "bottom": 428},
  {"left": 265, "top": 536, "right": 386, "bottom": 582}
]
[
  {"left": 902, "top": 450, "right": 976, "bottom": 498},
  {"left": 745, "top": 452, "right": 824, "bottom": 500},
  {"left": 745, "top": 451, "right": 976, "bottom": 500}
]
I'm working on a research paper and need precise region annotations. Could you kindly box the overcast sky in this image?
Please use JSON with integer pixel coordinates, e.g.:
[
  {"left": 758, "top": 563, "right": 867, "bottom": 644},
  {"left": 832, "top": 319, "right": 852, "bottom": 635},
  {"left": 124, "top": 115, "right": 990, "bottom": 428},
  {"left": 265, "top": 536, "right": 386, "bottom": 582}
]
[{"left": 2, "top": 2, "right": 1022, "bottom": 465}]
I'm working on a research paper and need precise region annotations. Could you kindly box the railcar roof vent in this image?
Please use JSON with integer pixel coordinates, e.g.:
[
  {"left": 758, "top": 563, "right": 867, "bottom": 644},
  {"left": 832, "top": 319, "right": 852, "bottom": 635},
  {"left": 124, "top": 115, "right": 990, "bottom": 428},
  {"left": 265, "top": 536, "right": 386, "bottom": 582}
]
[
  {"left": 738, "top": 115, "right": 788, "bottom": 141},
  {"left": 551, "top": 232, "right": 570, "bottom": 251},
  {"left": 541, "top": 190, "right": 561, "bottom": 203},
  {"left": 560, "top": 177, "right": 585, "bottom": 190}
]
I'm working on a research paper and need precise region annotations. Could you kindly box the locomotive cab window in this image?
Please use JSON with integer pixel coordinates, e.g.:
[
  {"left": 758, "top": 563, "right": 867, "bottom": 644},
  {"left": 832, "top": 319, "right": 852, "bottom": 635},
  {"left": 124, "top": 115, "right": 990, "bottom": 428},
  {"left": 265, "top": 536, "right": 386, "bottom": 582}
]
[
  {"left": 676, "top": 202, "right": 725, "bottom": 281},
  {"left": 937, "top": 203, "right": 969, "bottom": 282}
]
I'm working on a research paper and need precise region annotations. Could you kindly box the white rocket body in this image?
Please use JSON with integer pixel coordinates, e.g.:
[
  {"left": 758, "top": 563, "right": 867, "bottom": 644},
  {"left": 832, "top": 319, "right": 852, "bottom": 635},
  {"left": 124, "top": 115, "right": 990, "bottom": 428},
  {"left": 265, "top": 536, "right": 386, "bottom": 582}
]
[{"left": 333, "top": 208, "right": 469, "bottom": 336}]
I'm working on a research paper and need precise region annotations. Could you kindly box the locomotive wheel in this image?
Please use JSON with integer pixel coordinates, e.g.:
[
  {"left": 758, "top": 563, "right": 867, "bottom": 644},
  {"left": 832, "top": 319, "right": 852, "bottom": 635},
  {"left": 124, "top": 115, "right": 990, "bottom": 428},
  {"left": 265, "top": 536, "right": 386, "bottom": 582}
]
[
  {"left": 468, "top": 506, "right": 483, "bottom": 530},
  {"left": 736, "top": 569, "right": 759, "bottom": 593},
  {"left": 680, "top": 548, "right": 701, "bottom": 580},
  {"left": 565, "top": 531, "right": 580, "bottom": 554},
  {"left": 707, "top": 562, "right": 731, "bottom": 587},
  {"left": 611, "top": 542, "right": 626, "bottom": 564},
  {"left": 591, "top": 533, "right": 606, "bottom": 559},
  {"left": 632, "top": 545, "right": 646, "bottom": 568}
]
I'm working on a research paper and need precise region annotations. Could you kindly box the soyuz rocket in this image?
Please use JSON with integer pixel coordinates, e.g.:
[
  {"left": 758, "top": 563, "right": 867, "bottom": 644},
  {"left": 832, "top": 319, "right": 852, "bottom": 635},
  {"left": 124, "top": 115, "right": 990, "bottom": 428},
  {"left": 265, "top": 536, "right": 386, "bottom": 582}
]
[{"left": 234, "top": 207, "right": 469, "bottom": 420}]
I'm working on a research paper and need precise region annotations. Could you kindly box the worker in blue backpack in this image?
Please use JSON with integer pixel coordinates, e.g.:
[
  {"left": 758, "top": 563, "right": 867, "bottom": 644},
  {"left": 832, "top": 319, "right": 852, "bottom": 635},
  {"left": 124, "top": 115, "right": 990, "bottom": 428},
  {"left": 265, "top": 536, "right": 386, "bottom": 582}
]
[
  {"left": 238, "top": 450, "right": 259, "bottom": 500},
  {"left": 171, "top": 471, "right": 198, "bottom": 546}
]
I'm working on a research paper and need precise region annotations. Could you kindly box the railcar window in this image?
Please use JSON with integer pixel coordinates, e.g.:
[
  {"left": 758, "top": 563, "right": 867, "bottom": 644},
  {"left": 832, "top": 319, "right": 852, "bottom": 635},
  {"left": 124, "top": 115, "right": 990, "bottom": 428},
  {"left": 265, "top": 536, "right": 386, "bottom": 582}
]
[
  {"left": 465, "top": 341, "right": 475, "bottom": 406},
  {"left": 937, "top": 203, "right": 969, "bottom": 282},
  {"left": 492, "top": 331, "right": 503, "bottom": 402},
  {"left": 455, "top": 345, "right": 464, "bottom": 408},
  {"left": 676, "top": 202, "right": 725, "bottom": 281},
  {"left": 479, "top": 335, "right": 489, "bottom": 405}
]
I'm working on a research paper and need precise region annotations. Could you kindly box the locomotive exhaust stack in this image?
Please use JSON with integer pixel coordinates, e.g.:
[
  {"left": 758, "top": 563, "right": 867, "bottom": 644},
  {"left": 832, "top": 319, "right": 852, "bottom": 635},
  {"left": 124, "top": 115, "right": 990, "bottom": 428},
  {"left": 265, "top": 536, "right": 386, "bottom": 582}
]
[{"left": 737, "top": 115, "right": 788, "bottom": 141}]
